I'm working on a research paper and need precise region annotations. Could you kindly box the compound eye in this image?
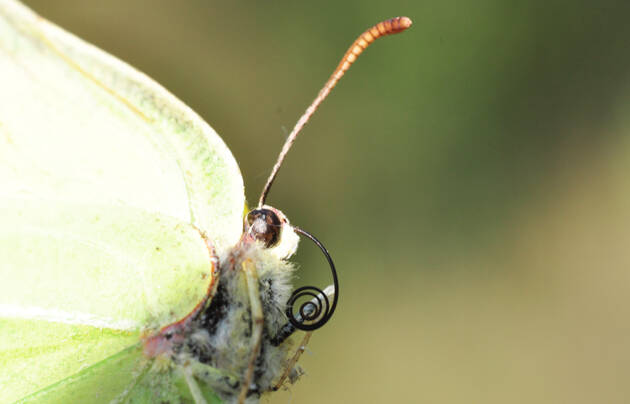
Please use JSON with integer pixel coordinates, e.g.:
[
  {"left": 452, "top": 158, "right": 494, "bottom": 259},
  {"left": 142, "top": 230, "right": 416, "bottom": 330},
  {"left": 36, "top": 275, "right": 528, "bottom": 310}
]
[{"left": 246, "top": 208, "right": 282, "bottom": 248}]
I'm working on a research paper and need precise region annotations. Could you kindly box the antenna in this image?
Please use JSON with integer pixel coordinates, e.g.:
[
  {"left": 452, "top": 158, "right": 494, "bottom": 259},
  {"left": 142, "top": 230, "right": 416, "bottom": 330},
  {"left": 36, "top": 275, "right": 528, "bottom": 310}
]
[{"left": 257, "top": 16, "right": 412, "bottom": 207}]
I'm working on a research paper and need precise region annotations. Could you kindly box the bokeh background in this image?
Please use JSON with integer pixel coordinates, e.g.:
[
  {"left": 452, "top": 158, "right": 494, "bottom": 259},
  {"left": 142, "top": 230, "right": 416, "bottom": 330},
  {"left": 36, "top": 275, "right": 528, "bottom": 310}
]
[{"left": 22, "top": 1, "right": 630, "bottom": 403}]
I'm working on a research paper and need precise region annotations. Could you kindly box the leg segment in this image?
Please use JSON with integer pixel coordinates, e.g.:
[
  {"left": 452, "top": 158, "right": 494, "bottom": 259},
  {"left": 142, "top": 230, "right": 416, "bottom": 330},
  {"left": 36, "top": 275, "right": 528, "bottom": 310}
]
[
  {"left": 273, "top": 331, "right": 313, "bottom": 391},
  {"left": 238, "top": 259, "right": 264, "bottom": 404},
  {"left": 184, "top": 368, "right": 208, "bottom": 404},
  {"left": 272, "top": 284, "right": 336, "bottom": 389}
]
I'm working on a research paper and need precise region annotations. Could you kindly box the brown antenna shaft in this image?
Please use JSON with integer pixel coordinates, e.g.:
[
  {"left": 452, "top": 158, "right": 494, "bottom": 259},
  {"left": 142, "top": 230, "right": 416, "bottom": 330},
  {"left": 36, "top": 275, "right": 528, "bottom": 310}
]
[{"left": 258, "top": 16, "right": 412, "bottom": 207}]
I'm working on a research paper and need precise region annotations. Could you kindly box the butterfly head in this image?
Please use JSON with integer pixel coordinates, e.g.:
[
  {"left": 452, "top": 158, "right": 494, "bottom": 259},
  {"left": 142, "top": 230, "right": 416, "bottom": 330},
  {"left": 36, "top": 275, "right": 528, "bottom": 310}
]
[{"left": 244, "top": 206, "right": 299, "bottom": 259}]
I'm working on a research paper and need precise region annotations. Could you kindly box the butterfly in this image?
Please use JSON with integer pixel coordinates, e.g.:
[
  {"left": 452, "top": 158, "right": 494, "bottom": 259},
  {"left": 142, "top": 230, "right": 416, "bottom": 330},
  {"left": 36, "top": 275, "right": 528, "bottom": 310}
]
[{"left": 0, "top": 1, "right": 411, "bottom": 402}]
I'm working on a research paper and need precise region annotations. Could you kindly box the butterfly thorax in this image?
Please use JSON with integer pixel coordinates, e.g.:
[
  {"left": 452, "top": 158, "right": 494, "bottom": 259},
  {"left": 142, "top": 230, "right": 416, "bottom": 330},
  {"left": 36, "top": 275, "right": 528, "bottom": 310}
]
[
  {"left": 144, "top": 208, "right": 300, "bottom": 401},
  {"left": 186, "top": 240, "right": 296, "bottom": 391}
]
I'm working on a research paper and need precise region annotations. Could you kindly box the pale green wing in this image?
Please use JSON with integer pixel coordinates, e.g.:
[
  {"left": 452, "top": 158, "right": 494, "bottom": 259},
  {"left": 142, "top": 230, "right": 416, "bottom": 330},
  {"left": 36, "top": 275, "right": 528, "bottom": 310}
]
[
  {"left": 0, "top": 0, "right": 244, "bottom": 402},
  {"left": 14, "top": 345, "right": 222, "bottom": 404},
  {"left": 0, "top": 0, "right": 244, "bottom": 252}
]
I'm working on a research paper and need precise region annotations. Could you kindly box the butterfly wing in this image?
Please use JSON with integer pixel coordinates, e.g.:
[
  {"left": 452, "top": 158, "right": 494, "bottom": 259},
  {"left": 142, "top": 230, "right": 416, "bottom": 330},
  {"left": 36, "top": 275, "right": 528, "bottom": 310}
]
[
  {"left": 0, "top": 0, "right": 244, "bottom": 251},
  {"left": 0, "top": 0, "right": 244, "bottom": 401}
]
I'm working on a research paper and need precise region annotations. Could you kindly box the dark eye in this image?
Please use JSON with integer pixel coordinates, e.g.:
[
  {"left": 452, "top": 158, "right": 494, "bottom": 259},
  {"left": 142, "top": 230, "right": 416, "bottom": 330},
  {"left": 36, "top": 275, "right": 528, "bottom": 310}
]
[{"left": 246, "top": 208, "right": 282, "bottom": 248}]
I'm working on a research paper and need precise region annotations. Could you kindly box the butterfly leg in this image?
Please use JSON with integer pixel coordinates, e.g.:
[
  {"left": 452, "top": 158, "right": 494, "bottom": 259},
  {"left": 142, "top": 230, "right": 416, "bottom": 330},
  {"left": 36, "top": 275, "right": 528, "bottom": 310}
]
[
  {"left": 238, "top": 259, "right": 264, "bottom": 404},
  {"left": 183, "top": 367, "right": 208, "bottom": 404},
  {"left": 272, "top": 284, "right": 335, "bottom": 389},
  {"left": 273, "top": 330, "right": 313, "bottom": 391},
  {"left": 180, "top": 360, "right": 240, "bottom": 402}
]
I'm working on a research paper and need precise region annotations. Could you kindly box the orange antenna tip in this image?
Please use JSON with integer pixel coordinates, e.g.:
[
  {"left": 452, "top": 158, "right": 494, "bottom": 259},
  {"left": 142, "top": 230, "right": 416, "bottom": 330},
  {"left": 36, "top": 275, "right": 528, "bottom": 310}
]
[{"left": 399, "top": 16, "right": 413, "bottom": 30}]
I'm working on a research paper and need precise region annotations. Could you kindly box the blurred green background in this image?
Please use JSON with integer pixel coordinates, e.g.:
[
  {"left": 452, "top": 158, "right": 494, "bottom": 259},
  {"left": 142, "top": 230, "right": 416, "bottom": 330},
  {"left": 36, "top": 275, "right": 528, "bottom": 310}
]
[{"left": 22, "top": 1, "right": 630, "bottom": 403}]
